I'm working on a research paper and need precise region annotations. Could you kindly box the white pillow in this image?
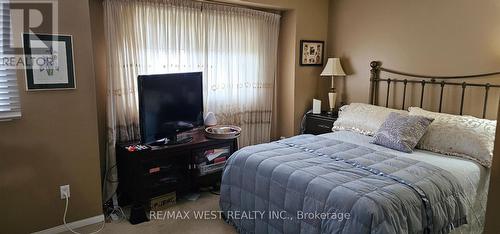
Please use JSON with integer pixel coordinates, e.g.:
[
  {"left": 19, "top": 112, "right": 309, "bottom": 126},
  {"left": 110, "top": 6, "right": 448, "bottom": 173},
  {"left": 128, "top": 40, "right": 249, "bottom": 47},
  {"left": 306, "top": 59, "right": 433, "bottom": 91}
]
[
  {"left": 332, "top": 103, "right": 408, "bottom": 136},
  {"left": 409, "top": 107, "right": 496, "bottom": 168}
]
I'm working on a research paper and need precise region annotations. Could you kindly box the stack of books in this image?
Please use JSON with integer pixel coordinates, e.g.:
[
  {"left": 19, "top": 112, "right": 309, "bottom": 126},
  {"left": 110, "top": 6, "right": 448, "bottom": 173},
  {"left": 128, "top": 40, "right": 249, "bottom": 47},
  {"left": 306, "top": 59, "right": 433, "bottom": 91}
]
[{"left": 197, "top": 147, "right": 230, "bottom": 175}]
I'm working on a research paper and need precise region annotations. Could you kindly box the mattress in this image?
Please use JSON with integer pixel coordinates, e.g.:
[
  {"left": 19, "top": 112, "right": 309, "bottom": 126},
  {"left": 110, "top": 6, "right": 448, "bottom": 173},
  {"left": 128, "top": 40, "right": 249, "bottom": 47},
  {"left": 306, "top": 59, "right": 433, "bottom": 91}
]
[
  {"left": 220, "top": 131, "right": 489, "bottom": 233},
  {"left": 321, "top": 131, "right": 490, "bottom": 234}
]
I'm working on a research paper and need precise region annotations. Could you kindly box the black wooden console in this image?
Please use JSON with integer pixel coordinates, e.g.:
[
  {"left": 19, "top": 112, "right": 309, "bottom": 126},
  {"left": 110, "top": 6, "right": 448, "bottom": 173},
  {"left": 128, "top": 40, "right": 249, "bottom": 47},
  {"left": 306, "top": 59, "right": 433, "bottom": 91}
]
[{"left": 116, "top": 128, "right": 238, "bottom": 224}]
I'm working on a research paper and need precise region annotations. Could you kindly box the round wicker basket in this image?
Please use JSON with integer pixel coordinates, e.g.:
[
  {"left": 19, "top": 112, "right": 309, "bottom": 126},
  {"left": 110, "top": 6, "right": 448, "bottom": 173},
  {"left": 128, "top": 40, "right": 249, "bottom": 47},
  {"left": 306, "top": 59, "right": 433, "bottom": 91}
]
[{"left": 205, "top": 125, "right": 241, "bottom": 140}]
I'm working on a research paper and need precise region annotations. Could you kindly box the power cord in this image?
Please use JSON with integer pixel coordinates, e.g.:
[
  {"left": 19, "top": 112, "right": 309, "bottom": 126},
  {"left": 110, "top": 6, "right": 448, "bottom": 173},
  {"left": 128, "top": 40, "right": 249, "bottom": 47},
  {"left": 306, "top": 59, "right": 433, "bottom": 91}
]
[
  {"left": 105, "top": 203, "right": 127, "bottom": 223},
  {"left": 63, "top": 192, "right": 105, "bottom": 234}
]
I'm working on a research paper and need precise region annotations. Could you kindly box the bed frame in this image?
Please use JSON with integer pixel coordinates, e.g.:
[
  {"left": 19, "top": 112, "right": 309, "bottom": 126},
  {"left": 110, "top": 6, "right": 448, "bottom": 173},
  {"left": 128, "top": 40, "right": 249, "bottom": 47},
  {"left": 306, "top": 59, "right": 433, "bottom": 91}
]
[{"left": 369, "top": 61, "right": 500, "bottom": 118}]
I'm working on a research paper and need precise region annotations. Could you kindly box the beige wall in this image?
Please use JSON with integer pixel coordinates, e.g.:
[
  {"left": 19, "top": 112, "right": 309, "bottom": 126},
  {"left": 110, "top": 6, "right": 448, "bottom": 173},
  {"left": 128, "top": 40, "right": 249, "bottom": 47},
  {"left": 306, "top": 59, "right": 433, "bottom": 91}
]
[
  {"left": 291, "top": 1, "right": 330, "bottom": 135},
  {"left": 327, "top": 0, "right": 500, "bottom": 119},
  {"left": 89, "top": 0, "right": 108, "bottom": 177},
  {"left": 273, "top": 10, "right": 297, "bottom": 138},
  {"left": 0, "top": 0, "right": 102, "bottom": 233}
]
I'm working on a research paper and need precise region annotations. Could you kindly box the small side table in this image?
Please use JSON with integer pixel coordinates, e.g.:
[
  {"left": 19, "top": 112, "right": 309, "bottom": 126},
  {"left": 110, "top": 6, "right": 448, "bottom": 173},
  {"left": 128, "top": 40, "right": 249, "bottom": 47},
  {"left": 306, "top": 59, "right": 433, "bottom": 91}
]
[{"left": 304, "top": 111, "right": 338, "bottom": 135}]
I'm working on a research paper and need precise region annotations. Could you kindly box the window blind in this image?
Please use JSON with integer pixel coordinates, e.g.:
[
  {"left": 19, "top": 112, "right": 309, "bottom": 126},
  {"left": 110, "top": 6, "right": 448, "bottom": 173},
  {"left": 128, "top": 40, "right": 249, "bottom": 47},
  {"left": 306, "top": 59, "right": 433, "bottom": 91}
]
[{"left": 0, "top": 2, "right": 20, "bottom": 120}]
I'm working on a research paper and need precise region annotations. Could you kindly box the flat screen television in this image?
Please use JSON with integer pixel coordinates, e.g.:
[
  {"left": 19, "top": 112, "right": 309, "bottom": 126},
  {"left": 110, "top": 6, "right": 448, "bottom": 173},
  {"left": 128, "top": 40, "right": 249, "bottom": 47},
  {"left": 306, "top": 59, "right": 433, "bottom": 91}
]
[{"left": 138, "top": 72, "right": 203, "bottom": 144}]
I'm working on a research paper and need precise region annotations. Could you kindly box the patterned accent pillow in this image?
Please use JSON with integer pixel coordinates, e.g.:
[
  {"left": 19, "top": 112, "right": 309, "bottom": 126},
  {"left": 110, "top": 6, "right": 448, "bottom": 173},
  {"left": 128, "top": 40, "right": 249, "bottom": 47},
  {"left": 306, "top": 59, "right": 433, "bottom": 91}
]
[
  {"left": 371, "top": 112, "right": 433, "bottom": 153},
  {"left": 409, "top": 107, "right": 496, "bottom": 168},
  {"left": 332, "top": 103, "right": 408, "bottom": 136}
]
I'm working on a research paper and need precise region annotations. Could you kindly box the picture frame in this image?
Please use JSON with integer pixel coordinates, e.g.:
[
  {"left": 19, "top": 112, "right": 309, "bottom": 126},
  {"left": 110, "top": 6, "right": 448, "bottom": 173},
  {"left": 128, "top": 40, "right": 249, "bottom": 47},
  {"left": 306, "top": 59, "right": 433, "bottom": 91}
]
[
  {"left": 23, "top": 33, "right": 76, "bottom": 91},
  {"left": 300, "top": 40, "right": 324, "bottom": 66}
]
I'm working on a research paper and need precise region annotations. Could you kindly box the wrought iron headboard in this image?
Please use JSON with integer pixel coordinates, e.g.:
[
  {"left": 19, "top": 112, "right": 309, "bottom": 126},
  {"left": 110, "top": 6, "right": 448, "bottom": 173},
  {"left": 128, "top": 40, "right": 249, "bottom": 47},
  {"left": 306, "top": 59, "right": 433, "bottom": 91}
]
[{"left": 369, "top": 61, "right": 500, "bottom": 118}]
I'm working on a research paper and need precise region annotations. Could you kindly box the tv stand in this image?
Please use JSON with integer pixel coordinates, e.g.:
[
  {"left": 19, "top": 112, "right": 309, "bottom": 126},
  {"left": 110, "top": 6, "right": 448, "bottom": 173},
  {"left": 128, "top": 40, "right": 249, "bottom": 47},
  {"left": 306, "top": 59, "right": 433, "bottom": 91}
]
[{"left": 116, "top": 128, "right": 238, "bottom": 224}]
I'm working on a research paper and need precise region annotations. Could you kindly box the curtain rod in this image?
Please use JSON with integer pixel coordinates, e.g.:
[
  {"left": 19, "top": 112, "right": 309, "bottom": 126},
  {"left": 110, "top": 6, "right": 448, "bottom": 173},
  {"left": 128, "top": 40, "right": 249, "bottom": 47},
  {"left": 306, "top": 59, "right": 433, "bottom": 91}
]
[{"left": 194, "top": 0, "right": 282, "bottom": 15}]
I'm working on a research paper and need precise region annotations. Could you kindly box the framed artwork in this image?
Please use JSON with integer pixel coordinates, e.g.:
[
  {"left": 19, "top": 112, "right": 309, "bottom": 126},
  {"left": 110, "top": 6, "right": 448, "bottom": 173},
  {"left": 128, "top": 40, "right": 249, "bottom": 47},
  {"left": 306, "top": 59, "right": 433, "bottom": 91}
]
[
  {"left": 23, "top": 33, "right": 75, "bottom": 91},
  {"left": 300, "top": 40, "right": 324, "bottom": 66}
]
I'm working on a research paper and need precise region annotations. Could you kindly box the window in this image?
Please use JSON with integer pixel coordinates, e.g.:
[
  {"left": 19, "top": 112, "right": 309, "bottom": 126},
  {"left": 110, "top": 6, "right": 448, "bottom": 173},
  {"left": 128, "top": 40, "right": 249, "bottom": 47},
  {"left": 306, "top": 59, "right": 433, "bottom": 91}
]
[
  {"left": 104, "top": 0, "right": 280, "bottom": 146},
  {"left": 0, "top": 2, "right": 20, "bottom": 120}
]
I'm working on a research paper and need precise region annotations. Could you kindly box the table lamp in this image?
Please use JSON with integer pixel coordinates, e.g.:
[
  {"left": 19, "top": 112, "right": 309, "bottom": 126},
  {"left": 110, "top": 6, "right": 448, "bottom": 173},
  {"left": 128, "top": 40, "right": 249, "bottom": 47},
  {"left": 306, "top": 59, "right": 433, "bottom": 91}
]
[{"left": 320, "top": 58, "right": 346, "bottom": 114}]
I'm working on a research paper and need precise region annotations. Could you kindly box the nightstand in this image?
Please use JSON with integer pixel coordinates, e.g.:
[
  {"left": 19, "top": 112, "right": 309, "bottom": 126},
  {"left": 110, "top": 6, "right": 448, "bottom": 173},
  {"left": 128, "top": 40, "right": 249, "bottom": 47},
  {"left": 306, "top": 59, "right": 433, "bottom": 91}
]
[{"left": 303, "top": 111, "right": 338, "bottom": 135}]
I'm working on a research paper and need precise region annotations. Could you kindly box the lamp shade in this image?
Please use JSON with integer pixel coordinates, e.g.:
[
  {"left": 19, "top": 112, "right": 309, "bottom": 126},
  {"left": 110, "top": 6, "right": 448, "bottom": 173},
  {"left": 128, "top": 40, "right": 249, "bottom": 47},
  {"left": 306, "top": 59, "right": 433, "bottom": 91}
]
[{"left": 320, "top": 58, "right": 346, "bottom": 76}]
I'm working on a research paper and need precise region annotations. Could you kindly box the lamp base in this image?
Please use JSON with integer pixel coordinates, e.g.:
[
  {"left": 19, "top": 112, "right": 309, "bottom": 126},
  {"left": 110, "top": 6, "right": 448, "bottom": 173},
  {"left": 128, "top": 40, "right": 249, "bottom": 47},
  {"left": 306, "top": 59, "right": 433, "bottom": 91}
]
[{"left": 328, "top": 92, "right": 337, "bottom": 114}]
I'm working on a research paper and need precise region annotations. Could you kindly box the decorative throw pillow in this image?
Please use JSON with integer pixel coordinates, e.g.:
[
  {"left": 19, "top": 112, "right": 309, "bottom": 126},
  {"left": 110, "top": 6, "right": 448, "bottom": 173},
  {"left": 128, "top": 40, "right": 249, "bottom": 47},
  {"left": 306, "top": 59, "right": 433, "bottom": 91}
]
[
  {"left": 409, "top": 107, "right": 496, "bottom": 168},
  {"left": 371, "top": 112, "right": 433, "bottom": 153},
  {"left": 332, "top": 103, "right": 408, "bottom": 136}
]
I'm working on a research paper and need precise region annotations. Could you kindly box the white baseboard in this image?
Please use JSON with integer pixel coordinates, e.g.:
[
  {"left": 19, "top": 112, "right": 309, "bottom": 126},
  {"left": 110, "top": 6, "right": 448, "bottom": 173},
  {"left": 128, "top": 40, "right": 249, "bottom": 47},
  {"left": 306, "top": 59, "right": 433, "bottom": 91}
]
[{"left": 32, "top": 214, "right": 105, "bottom": 234}]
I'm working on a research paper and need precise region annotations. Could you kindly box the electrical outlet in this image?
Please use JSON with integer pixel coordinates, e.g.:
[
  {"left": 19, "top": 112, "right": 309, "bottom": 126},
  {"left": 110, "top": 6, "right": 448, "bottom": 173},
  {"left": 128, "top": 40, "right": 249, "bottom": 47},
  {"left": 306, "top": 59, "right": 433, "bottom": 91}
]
[{"left": 60, "top": 185, "right": 70, "bottom": 199}]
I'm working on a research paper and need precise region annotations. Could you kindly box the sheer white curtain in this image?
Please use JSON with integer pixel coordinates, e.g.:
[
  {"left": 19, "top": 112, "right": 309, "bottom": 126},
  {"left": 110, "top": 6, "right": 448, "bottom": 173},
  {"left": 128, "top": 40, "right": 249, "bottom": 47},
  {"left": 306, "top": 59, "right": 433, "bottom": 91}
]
[
  {"left": 103, "top": 0, "right": 280, "bottom": 201},
  {"left": 204, "top": 5, "right": 280, "bottom": 146}
]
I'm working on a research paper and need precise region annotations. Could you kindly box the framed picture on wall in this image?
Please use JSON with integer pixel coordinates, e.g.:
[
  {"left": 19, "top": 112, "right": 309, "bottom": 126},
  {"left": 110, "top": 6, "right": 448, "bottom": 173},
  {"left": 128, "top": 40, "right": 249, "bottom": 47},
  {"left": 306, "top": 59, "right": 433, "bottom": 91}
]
[
  {"left": 300, "top": 40, "right": 324, "bottom": 66},
  {"left": 23, "top": 33, "right": 76, "bottom": 91}
]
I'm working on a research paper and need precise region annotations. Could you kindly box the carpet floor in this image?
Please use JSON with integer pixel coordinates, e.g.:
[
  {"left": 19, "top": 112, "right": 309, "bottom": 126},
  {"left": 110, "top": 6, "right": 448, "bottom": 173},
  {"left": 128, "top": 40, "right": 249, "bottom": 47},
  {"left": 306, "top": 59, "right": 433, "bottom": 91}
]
[{"left": 62, "top": 192, "right": 237, "bottom": 234}]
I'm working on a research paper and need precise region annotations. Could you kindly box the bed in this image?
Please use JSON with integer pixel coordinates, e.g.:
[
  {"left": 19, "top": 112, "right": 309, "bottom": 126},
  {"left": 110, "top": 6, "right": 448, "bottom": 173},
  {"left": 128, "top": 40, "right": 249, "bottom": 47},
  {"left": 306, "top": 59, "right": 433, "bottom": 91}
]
[
  {"left": 219, "top": 61, "right": 498, "bottom": 234},
  {"left": 322, "top": 131, "right": 489, "bottom": 234}
]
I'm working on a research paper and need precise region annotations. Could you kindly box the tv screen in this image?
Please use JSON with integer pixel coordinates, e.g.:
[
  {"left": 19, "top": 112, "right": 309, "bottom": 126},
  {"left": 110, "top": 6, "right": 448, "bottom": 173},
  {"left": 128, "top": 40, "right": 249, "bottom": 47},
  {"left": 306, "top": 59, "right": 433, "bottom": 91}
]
[{"left": 138, "top": 72, "right": 203, "bottom": 143}]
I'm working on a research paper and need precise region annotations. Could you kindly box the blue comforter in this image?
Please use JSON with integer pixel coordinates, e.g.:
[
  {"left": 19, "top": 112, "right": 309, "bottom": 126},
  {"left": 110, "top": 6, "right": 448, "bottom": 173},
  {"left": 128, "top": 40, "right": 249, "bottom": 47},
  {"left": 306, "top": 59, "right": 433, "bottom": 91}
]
[{"left": 220, "top": 135, "right": 467, "bottom": 234}]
